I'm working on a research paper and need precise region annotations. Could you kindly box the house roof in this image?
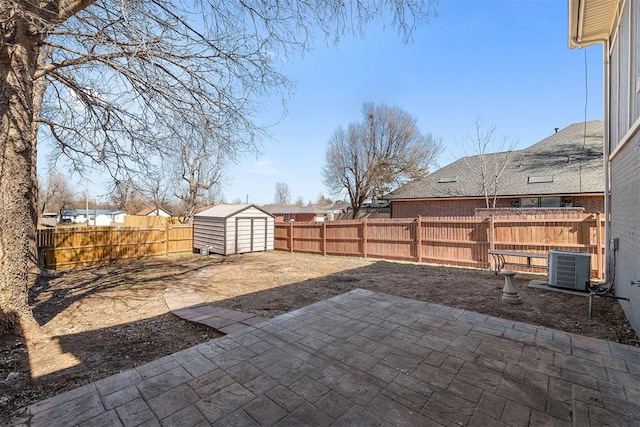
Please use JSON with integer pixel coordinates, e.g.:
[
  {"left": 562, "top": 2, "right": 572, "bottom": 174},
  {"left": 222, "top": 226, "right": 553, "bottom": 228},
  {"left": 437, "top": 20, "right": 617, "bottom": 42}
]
[
  {"left": 196, "top": 204, "right": 273, "bottom": 218},
  {"left": 568, "top": 0, "right": 618, "bottom": 48},
  {"left": 136, "top": 206, "right": 171, "bottom": 216},
  {"left": 66, "top": 209, "right": 128, "bottom": 216},
  {"left": 322, "top": 201, "right": 351, "bottom": 211},
  {"left": 386, "top": 121, "right": 604, "bottom": 200},
  {"left": 261, "top": 204, "right": 327, "bottom": 215}
]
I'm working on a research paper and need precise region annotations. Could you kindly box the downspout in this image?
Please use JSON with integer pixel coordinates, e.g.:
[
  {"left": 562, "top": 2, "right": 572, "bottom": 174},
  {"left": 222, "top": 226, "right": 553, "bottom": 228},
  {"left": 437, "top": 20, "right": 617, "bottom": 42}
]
[{"left": 602, "top": 39, "right": 612, "bottom": 283}]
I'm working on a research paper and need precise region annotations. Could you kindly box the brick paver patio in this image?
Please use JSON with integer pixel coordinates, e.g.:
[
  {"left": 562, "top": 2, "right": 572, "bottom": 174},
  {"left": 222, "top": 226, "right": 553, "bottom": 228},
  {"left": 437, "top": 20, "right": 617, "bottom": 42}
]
[{"left": 13, "top": 289, "right": 640, "bottom": 426}]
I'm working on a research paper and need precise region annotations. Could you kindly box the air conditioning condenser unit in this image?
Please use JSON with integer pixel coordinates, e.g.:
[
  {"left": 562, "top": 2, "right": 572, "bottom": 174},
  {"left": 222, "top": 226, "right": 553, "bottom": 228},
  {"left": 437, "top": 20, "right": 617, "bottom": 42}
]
[{"left": 548, "top": 250, "right": 591, "bottom": 291}]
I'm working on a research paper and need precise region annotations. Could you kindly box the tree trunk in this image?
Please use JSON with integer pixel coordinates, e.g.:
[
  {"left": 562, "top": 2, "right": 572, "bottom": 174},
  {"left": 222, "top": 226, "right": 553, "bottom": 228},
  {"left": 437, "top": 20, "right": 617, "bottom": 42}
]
[{"left": 0, "top": 20, "right": 42, "bottom": 335}]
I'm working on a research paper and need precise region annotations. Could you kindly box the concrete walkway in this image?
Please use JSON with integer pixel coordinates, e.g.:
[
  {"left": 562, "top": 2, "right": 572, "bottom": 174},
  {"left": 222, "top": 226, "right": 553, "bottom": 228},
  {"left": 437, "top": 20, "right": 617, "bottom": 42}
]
[
  {"left": 14, "top": 289, "right": 640, "bottom": 426},
  {"left": 164, "top": 284, "right": 268, "bottom": 334}
]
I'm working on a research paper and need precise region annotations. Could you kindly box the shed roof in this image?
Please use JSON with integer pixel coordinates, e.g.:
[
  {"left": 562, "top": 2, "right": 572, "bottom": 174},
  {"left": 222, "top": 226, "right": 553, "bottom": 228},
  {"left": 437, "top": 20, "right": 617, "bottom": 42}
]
[
  {"left": 386, "top": 121, "right": 604, "bottom": 200},
  {"left": 195, "top": 204, "right": 273, "bottom": 218}
]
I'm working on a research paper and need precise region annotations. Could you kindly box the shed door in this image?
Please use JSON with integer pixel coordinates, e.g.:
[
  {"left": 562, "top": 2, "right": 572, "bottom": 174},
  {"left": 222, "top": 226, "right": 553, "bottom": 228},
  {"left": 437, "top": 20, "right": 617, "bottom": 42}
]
[{"left": 234, "top": 217, "right": 269, "bottom": 253}]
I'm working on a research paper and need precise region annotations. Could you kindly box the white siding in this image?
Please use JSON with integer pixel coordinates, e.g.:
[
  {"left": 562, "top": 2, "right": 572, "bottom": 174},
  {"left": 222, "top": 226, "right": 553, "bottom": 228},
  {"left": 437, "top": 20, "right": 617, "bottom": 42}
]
[{"left": 193, "top": 216, "right": 227, "bottom": 255}]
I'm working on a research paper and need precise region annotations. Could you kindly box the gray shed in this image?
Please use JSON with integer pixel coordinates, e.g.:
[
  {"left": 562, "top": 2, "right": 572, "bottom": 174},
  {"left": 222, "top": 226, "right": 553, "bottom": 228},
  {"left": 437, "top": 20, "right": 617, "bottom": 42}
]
[{"left": 193, "top": 204, "right": 274, "bottom": 255}]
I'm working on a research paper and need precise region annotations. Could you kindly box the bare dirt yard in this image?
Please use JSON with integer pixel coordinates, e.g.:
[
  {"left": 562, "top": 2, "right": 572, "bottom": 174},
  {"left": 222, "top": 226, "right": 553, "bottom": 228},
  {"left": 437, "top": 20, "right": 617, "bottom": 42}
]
[{"left": 2, "top": 250, "right": 638, "bottom": 422}]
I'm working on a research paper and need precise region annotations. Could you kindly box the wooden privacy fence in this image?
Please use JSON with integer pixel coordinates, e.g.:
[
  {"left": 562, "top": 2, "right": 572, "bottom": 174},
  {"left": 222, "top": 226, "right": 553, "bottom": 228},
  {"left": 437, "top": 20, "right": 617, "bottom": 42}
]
[
  {"left": 275, "top": 213, "right": 605, "bottom": 278},
  {"left": 37, "top": 223, "right": 193, "bottom": 269}
]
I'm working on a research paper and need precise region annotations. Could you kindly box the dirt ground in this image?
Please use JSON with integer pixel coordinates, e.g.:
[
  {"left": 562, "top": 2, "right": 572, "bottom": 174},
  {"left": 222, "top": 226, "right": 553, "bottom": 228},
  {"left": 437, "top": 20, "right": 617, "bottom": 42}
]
[{"left": 1, "top": 250, "right": 638, "bottom": 422}]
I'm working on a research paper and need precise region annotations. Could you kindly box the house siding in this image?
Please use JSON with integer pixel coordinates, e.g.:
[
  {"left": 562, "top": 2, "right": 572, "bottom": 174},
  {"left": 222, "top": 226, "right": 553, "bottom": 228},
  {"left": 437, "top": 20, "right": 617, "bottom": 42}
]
[
  {"left": 391, "top": 195, "right": 603, "bottom": 218},
  {"left": 603, "top": 0, "right": 640, "bottom": 334},
  {"left": 610, "top": 130, "right": 640, "bottom": 331}
]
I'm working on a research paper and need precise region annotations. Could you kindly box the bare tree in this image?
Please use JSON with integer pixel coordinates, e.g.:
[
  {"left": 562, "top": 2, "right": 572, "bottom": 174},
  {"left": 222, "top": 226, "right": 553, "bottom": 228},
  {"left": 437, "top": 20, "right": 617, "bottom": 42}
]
[
  {"left": 108, "top": 179, "right": 148, "bottom": 214},
  {"left": 323, "top": 103, "right": 442, "bottom": 218},
  {"left": 0, "top": 0, "right": 436, "bottom": 335},
  {"left": 38, "top": 171, "right": 76, "bottom": 215},
  {"left": 462, "top": 120, "right": 520, "bottom": 209},
  {"left": 170, "top": 118, "right": 227, "bottom": 220},
  {"left": 316, "top": 194, "right": 334, "bottom": 207},
  {"left": 140, "top": 170, "right": 172, "bottom": 214},
  {"left": 274, "top": 182, "right": 291, "bottom": 204}
]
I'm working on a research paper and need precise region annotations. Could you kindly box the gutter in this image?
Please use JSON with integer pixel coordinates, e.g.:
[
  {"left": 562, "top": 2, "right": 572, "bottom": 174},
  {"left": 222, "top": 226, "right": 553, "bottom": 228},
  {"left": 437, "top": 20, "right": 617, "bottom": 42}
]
[{"left": 568, "top": 0, "right": 614, "bottom": 49}]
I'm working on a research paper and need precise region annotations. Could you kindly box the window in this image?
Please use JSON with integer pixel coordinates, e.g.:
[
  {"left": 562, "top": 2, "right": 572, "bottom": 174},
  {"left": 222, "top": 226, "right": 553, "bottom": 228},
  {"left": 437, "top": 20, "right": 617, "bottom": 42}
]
[
  {"left": 528, "top": 175, "right": 554, "bottom": 184},
  {"left": 520, "top": 197, "right": 538, "bottom": 208},
  {"left": 540, "top": 197, "right": 561, "bottom": 208},
  {"left": 519, "top": 197, "right": 562, "bottom": 208},
  {"left": 438, "top": 175, "right": 458, "bottom": 183}
]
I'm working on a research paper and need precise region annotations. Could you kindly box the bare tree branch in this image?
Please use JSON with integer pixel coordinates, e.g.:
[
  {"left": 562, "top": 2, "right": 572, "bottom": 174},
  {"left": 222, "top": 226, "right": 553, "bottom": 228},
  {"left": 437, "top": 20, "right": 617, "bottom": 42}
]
[
  {"left": 0, "top": 0, "right": 437, "bottom": 335},
  {"left": 462, "top": 120, "right": 521, "bottom": 208},
  {"left": 323, "top": 103, "right": 442, "bottom": 218}
]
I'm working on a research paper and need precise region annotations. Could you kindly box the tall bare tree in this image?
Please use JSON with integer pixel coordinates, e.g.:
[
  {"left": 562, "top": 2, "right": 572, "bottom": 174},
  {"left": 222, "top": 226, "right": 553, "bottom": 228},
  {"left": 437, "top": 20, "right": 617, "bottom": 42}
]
[
  {"left": 323, "top": 103, "right": 442, "bottom": 218},
  {"left": 274, "top": 182, "right": 291, "bottom": 204},
  {"left": 0, "top": 0, "right": 436, "bottom": 334},
  {"left": 108, "top": 179, "right": 148, "bottom": 214},
  {"left": 38, "top": 171, "right": 76, "bottom": 215},
  {"left": 170, "top": 118, "right": 227, "bottom": 220},
  {"left": 462, "top": 120, "right": 520, "bottom": 209},
  {"left": 140, "top": 170, "right": 172, "bottom": 214}
]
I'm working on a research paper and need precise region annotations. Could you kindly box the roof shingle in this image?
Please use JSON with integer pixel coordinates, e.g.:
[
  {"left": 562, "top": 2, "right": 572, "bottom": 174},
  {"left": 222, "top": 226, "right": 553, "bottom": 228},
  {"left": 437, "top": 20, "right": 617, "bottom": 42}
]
[{"left": 386, "top": 121, "right": 604, "bottom": 200}]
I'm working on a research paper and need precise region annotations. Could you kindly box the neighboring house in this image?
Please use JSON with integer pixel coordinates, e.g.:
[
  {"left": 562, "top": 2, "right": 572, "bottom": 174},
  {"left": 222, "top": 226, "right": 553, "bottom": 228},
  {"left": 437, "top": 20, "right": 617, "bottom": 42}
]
[
  {"left": 569, "top": 1, "right": 640, "bottom": 332},
  {"left": 386, "top": 121, "right": 605, "bottom": 217},
  {"left": 38, "top": 213, "right": 58, "bottom": 228},
  {"left": 335, "top": 202, "right": 392, "bottom": 220},
  {"left": 319, "top": 201, "right": 351, "bottom": 221},
  {"left": 261, "top": 204, "right": 328, "bottom": 222},
  {"left": 136, "top": 206, "right": 172, "bottom": 217},
  {"left": 61, "top": 209, "right": 128, "bottom": 225}
]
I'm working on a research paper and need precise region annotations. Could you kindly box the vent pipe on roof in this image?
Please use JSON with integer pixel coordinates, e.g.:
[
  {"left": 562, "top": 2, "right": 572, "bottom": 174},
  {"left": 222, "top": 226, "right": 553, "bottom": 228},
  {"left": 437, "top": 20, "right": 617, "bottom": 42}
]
[{"left": 554, "top": 128, "right": 559, "bottom": 133}]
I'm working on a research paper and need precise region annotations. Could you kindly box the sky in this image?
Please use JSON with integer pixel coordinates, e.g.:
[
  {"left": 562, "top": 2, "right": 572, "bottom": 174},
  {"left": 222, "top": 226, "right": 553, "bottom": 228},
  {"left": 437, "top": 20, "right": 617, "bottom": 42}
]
[{"left": 41, "top": 0, "right": 604, "bottom": 206}]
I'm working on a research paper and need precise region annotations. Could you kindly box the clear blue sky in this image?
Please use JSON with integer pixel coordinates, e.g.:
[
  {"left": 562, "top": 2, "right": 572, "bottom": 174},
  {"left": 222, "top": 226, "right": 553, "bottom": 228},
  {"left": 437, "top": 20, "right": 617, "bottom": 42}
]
[
  {"left": 44, "top": 0, "right": 604, "bottom": 205},
  {"left": 224, "top": 0, "right": 603, "bottom": 205}
]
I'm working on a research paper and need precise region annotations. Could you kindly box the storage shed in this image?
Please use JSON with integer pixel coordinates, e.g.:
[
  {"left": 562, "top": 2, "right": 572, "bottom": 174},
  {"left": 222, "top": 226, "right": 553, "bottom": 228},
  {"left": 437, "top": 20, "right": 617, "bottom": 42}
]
[{"left": 193, "top": 204, "right": 274, "bottom": 255}]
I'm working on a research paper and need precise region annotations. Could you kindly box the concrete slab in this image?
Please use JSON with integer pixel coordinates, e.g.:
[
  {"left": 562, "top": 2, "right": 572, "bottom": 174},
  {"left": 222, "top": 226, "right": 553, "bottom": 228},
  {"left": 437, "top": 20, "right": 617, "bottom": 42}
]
[{"left": 14, "top": 289, "right": 640, "bottom": 426}]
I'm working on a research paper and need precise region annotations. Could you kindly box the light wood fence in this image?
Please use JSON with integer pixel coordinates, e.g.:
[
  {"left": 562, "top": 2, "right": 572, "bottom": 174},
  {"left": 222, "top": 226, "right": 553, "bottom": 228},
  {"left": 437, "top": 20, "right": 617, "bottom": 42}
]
[
  {"left": 275, "top": 213, "right": 605, "bottom": 278},
  {"left": 37, "top": 223, "right": 193, "bottom": 269}
]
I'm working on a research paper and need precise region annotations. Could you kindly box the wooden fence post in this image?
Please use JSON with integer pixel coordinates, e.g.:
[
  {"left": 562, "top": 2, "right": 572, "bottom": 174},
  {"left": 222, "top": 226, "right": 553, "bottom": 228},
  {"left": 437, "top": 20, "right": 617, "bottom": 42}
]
[
  {"left": 322, "top": 221, "right": 327, "bottom": 256},
  {"left": 289, "top": 221, "right": 294, "bottom": 253},
  {"left": 489, "top": 216, "right": 495, "bottom": 270},
  {"left": 595, "top": 212, "right": 602, "bottom": 279},
  {"left": 108, "top": 227, "right": 114, "bottom": 261},
  {"left": 362, "top": 219, "right": 368, "bottom": 258},
  {"left": 165, "top": 222, "right": 170, "bottom": 256},
  {"left": 416, "top": 216, "right": 422, "bottom": 263}
]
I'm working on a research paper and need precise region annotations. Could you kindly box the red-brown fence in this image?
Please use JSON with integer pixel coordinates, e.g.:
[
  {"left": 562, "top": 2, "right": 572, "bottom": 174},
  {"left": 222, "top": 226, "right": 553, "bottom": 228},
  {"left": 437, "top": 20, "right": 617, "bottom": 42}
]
[{"left": 275, "top": 214, "right": 605, "bottom": 278}]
